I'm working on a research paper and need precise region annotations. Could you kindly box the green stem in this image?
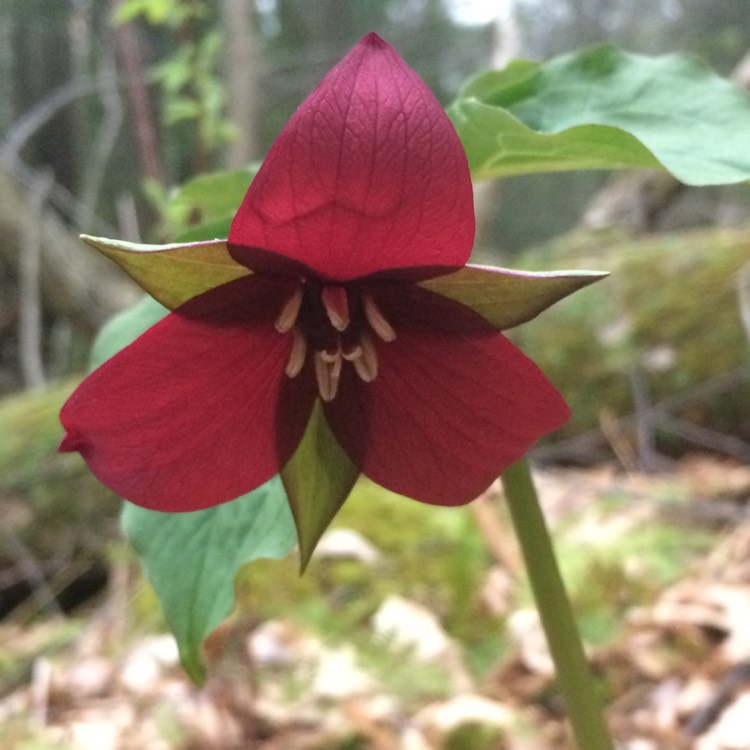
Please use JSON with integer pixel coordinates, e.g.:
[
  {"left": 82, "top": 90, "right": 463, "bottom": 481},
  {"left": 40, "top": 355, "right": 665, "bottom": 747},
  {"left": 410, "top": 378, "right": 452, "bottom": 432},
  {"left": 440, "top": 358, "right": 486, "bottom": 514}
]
[{"left": 501, "top": 459, "right": 614, "bottom": 750}]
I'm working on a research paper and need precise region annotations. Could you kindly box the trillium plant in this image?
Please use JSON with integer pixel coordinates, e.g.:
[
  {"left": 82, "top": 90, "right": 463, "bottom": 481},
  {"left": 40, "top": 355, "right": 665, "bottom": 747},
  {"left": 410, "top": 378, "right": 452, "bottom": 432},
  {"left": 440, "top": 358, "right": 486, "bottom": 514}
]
[
  {"left": 59, "top": 32, "right": 750, "bottom": 750},
  {"left": 60, "top": 35, "right": 600, "bottom": 556}
]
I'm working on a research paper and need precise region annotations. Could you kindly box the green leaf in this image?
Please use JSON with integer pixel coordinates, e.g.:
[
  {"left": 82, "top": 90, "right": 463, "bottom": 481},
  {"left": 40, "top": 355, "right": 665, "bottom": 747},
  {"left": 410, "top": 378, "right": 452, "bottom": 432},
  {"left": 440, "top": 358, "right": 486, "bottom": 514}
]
[
  {"left": 281, "top": 401, "right": 359, "bottom": 572},
  {"left": 175, "top": 218, "right": 235, "bottom": 243},
  {"left": 91, "top": 280, "right": 296, "bottom": 685},
  {"left": 89, "top": 296, "right": 169, "bottom": 369},
  {"left": 420, "top": 266, "right": 607, "bottom": 331},
  {"left": 80, "top": 235, "right": 250, "bottom": 310},
  {"left": 164, "top": 97, "right": 202, "bottom": 124},
  {"left": 114, "top": 0, "right": 172, "bottom": 24},
  {"left": 121, "top": 481, "right": 295, "bottom": 684},
  {"left": 451, "top": 45, "right": 750, "bottom": 185},
  {"left": 172, "top": 169, "right": 255, "bottom": 231}
]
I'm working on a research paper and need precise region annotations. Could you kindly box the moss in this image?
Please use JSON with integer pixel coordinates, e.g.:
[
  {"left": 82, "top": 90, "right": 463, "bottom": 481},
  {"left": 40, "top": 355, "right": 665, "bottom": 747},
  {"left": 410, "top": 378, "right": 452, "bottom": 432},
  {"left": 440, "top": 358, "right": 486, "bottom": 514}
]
[
  {"left": 235, "top": 480, "right": 502, "bottom": 682},
  {"left": 237, "top": 481, "right": 488, "bottom": 622},
  {"left": 0, "top": 382, "right": 121, "bottom": 567},
  {"left": 514, "top": 225, "right": 750, "bottom": 451},
  {"left": 445, "top": 723, "right": 505, "bottom": 750}
]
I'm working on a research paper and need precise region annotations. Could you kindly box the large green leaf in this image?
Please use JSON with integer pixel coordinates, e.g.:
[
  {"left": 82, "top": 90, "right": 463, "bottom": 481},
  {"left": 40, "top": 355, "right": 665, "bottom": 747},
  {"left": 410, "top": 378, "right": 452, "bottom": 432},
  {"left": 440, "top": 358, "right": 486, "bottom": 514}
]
[
  {"left": 92, "top": 290, "right": 296, "bottom": 685},
  {"left": 121, "top": 481, "right": 295, "bottom": 684},
  {"left": 89, "top": 295, "right": 170, "bottom": 369},
  {"left": 172, "top": 169, "right": 255, "bottom": 226},
  {"left": 451, "top": 45, "right": 750, "bottom": 185}
]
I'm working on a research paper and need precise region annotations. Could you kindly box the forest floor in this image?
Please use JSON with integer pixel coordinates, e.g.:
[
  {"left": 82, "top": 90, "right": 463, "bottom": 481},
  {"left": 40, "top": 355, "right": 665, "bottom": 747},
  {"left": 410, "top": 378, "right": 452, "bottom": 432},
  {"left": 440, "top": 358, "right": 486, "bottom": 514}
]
[{"left": 2, "top": 455, "right": 750, "bottom": 750}]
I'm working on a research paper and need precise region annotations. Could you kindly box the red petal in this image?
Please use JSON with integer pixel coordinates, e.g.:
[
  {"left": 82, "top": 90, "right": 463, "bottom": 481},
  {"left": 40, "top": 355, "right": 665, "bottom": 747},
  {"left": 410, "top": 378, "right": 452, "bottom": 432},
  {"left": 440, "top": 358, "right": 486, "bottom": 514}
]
[
  {"left": 325, "top": 284, "right": 570, "bottom": 505},
  {"left": 60, "top": 276, "right": 317, "bottom": 511},
  {"left": 229, "top": 33, "right": 474, "bottom": 281}
]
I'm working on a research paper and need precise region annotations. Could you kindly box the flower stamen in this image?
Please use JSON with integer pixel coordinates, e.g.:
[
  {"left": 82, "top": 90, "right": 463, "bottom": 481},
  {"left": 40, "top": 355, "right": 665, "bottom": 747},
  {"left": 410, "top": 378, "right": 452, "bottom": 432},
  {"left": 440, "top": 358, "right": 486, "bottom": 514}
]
[
  {"left": 315, "top": 349, "right": 342, "bottom": 401},
  {"left": 352, "top": 333, "right": 378, "bottom": 382},
  {"left": 275, "top": 286, "right": 304, "bottom": 333},
  {"left": 342, "top": 344, "right": 362, "bottom": 361},
  {"left": 363, "top": 293, "right": 396, "bottom": 342},
  {"left": 320, "top": 347, "right": 340, "bottom": 364},
  {"left": 277, "top": 285, "right": 393, "bottom": 394},
  {"left": 321, "top": 285, "right": 350, "bottom": 332},
  {"left": 285, "top": 328, "right": 307, "bottom": 378}
]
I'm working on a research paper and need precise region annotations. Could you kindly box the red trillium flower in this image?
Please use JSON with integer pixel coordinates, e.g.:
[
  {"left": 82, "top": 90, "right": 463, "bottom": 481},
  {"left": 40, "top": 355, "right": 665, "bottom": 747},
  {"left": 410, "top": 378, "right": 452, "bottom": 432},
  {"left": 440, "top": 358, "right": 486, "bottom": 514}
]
[{"left": 60, "top": 34, "right": 604, "bottom": 564}]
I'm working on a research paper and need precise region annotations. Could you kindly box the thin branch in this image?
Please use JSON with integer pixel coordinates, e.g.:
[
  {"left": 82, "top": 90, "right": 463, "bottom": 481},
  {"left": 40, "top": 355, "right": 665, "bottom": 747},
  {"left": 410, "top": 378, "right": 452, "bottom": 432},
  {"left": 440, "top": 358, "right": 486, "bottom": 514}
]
[
  {"left": 0, "top": 528, "right": 63, "bottom": 619},
  {"left": 76, "top": 45, "right": 125, "bottom": 229},
  {"left": 112, "top": 0, "right": 165, "bottom": 184},
  {"left": 629, "top": 364, "right": 658, "bottom": 472},
  {"left": 0, "top": 79, "right": 95, "bottom": 165},
  {"left": 658, "top": 416, "right": 750, "bottom": 463},
  {"left": 534, "top": 368, "right": 750, "bottom": 464},
  {"left": 0, "top": 78, "right": 116, "bottom": 237},
  {"left": 115, "top": 191, "right": 141, "bottom": 241},
  {"left": 470, "top": 492, "right": 522, "bottom": 576},
  {"left": 18, "top": 171, "right": 53, "bottom": 390},
  {"left": 221, "top": 0, "right": 261, "bottom": 167}
]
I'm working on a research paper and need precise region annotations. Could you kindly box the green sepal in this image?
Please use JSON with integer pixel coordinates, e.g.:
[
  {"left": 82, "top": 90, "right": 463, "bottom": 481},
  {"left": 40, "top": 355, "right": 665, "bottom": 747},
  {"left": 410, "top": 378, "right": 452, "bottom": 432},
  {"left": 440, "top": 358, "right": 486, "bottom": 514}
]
[
  {"left": 451, "top": 44, "right": 750, "bottom": 185},
  {"left": 420, "top": 265, "right": 607, "bottom": 330},
  {"left": 280, "top": 401, "right": 360, "bottom": 572},
  {"left": 80, "top": 235, "right": 250, "bottom": 310}
]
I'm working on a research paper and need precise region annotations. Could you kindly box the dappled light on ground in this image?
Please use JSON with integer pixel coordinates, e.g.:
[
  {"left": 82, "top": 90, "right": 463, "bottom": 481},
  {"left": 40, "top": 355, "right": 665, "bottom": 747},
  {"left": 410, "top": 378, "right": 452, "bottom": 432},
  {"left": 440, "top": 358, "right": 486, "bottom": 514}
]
[{"left": 2, "top": 457, "right": 750, "bottom": 749}]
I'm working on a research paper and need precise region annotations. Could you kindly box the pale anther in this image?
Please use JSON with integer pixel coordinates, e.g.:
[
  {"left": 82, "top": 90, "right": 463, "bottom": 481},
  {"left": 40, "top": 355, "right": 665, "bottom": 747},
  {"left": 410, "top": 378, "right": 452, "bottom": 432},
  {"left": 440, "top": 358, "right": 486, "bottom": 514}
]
[
  {"left": 321, "top": 285, "right": 350, "bottom": 332},
  {"left": 330, "top": 352, "right": 343, "bottom": 382},
  {"left": 314, "top": 351, "right": 341, "bottom": 402},
  {"left": 363, "top": 293, "right": 396, "bottom": 342},
  {"left": 352, "top": 333, "right": 378, "bottom": 382},
  {"left": 275, "top": 286, "right": 303, "bottom": 333},
  {"left": 342, "top": 345, "right": 363, "bottom": 361},
  {"left": 285, "top": 328, "right": 307, "bottom": 378}
]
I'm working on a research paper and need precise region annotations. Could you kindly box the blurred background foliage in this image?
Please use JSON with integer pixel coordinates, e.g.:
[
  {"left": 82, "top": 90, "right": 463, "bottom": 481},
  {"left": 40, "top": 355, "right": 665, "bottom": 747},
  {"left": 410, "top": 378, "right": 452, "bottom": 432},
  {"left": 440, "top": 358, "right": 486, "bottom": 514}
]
[
  {"left": 2, "top": 0, "right": 750, "bottom": 530},
  {"left": 2, "top": 5, "right": 750, "bottom": 742},
  {"left": 2, "top": 0, "right": 750, "bottom": 394}
]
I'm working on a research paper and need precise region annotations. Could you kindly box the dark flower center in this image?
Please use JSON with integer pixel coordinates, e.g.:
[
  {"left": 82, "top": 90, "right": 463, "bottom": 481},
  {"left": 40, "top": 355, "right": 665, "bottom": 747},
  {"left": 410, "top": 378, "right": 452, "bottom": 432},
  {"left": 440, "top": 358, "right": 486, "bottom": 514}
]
[{"left": 274, "top": 280, "right": 396, "bottom": 401}]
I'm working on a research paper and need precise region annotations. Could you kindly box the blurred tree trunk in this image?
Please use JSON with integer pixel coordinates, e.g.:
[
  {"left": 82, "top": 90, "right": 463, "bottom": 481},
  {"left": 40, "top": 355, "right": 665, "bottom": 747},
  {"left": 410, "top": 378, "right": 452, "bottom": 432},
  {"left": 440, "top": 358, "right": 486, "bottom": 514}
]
[
  {"left": 111, "top": 0, "right": 165, "bottom": 185},
  {"left": 0, "top": 163, "right": 137, "bottom": 331},
  {"left": 473, "top": 4, "right": 521, "bottom": 259},
  {"left": 67, "top": 0, "right": 93, "bottom": 202},
  {"left": 220, "top": 0, "right": 261, "bottom": 168},
  {"left": 0, "top": 161, "right": 139, "bottom": 393},
  {"left": 70, "top": 6, "right": 125, "bottom": 231},
  {"left": 0, "top": 5, "right": 15, "bottom": 136}
]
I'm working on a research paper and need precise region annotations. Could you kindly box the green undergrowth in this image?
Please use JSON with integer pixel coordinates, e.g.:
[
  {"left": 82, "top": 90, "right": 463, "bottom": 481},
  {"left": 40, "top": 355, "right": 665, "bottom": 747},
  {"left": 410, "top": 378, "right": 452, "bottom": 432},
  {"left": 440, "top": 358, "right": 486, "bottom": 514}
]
[
  {"left": 513, "top": 225, "right": 750, "bottom": 450},
  {"left": 0, "top": 380, "right": 720, "bottom": 706},
  {"left": 0, "top": 619, "right": 83, "bottom": 699},
  {"left": 233, "top": 476, "right": 715, "bottom": 697},
  {"left": 543, "top": 492, "right": 714, "bottom": 648},
  {"left": 0, "top": 384, "right": 120, "bottom": 603},
  {"left": 0, "top": 382, "right": 114, "bottom": 515},
  {"left": 0, "top": 384, "right": 724, "bottom": 712}
]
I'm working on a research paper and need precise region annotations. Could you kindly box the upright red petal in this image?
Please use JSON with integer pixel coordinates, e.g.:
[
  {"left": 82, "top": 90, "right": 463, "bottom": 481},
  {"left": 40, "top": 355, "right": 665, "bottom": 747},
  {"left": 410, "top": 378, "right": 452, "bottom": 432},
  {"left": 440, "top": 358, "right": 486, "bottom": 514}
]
[
  {"left": 229, "top": 33, "right": 474, "bottom": 280},
  {"left": 324, "top": 285, "right": 570, "bottom": 505},
  {"left": 60, "top": 276, "right": 317, "bottom": 511}
]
